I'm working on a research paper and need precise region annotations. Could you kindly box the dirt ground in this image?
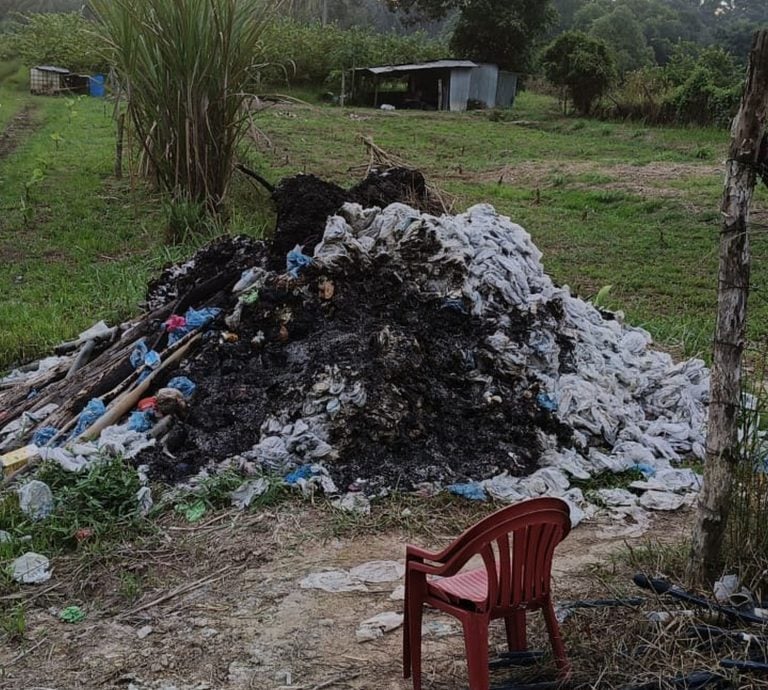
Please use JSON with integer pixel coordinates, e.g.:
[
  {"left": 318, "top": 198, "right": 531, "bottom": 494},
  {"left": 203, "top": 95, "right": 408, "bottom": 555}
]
[
  {"left": 0, "top": 106, "right": 37, "bottom": 160},
  {"left": 0, "top": 503, "right": 690, "bottom": 690}
]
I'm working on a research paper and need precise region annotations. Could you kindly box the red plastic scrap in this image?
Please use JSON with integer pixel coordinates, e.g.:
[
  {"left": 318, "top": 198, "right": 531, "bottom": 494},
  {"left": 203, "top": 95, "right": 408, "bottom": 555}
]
[
  {"left": 164, "top": 314, "right": 187, "bottom": 332},
  {"left": 138, "top": 396, "right": 158, "bottom": 412}
]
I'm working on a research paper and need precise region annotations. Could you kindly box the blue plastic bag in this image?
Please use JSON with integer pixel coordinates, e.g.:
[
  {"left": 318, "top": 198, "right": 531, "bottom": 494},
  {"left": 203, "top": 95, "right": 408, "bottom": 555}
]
[
  {"left": 167, "top": 307, "right": 222, "bottom": 346},
  {"left": 166, "top": 376, "right": 197, "bottom": 399},
  {"left": 537, "top": 393, "right": 558, "bottom": 412},
  {"left": 286, "top": 245, "right": 313, "bottom": 279},
  {"left": 130, "top": 339, "right": 161, "bottom": 380},
  {"left": 448, "top": 482, "right": 487, "bottom": 501},
  {"left": 32, "top": 426, "right": 59, "bottom": 447},
  {"left": 128, "top": 410, "right": 154, "bottom": 433},
  {"left": 633, "top": 463, "right": 657, "bottom": 478},
  {"left": 72, "top": 399, "right": 106, "bottom": 437},
  {"left": 284, "top": 465, "right": 314, "bottom": 485}
]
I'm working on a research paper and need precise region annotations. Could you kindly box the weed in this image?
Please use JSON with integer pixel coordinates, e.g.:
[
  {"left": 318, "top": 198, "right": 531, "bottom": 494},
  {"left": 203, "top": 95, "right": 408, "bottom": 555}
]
[
  {"left": 0, "top": 603, "right": 26, "bottom": 641},
  {"left": 0, "top": 458, "right": 152, "bottom": 561},
  {"left": 118, "top": 571, "right": 143, "bottom": 601}
]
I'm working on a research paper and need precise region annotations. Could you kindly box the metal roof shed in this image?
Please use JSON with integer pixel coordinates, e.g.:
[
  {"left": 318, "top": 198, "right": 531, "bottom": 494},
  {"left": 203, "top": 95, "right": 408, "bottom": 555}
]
[
  {"left": 30, "top": 65, "right": 70, "bottom": 96},
  {"left": 352, "top": 60, "right": 480, "bottom": 112},
  {"left": 351, "top": 60, "right": 517, "bottom": 112}
]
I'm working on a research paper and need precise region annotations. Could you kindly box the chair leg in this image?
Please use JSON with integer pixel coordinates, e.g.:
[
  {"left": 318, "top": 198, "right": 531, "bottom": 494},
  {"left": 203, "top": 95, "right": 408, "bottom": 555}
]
[
  {"left": 462, "top": 616, "right": 490, "bottom": 690},
  {"left": 542, "top": 600, "right": 571, "bottom": 679},
  {"left": 504, "top": 610, "right": 527, "bottom": 652},
  {"left": 404, "top": 591, "right": 424, "bottom": 689}
]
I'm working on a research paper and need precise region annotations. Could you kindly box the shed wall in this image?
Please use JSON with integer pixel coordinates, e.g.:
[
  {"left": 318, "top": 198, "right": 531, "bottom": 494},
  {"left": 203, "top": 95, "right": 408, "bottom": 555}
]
[
  {"left": 468, "top": 64, "right": 499, "bottom": 108},
  {"left": 496, "top": 71, "right": 518, "bottom": 108},
  {"left": 448, "top": 68, "right": 472, "bottom": 112}
]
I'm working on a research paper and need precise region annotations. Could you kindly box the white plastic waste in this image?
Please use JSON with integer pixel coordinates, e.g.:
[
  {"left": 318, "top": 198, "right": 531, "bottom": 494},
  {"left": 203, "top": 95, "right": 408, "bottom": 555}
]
[
  {"left": 349, "top": 560, "right": 405, "bottom": 583},
  {"left": 355, "top": 611, "right": 403, "bottom": 642},
  {"left": 230, "top": 478, "right": 269, "bottom": 510},
  {"left": 639, "top": 490, "right": 686, "bottom": 511},
  {"left": 299, "top": 570, "right": 368, "bottom": 593},
  {"left": 17, "top": 480, "right": 54, "bottom": 520},
  {"left": 11, "top": 552, "right": 51, "bottom": 584},
  {"left": 332, "top": 493, "right": 371, "bottom": 515}
]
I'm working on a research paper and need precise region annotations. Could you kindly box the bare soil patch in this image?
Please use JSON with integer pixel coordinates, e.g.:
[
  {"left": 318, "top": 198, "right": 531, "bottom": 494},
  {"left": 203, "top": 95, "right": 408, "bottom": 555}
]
[
  {"left": 0, "top": 105, "right": 38, "bottom": 160},
  {"left": 0, "top": 504, "right": 690, "bottom": 690}
]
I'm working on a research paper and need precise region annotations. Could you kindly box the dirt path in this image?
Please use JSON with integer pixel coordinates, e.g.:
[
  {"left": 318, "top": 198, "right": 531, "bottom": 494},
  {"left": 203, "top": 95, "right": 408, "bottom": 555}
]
[
  {"left": 0, "top": 105, "right": 38, "bottom": 160},
  {"left": 0, "top": 504, "right": 690, "bottom": 690}
]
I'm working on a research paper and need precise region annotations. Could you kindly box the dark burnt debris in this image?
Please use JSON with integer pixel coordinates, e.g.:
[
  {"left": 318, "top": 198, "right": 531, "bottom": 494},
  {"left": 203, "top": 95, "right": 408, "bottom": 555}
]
[{"left": 141, "top": 167, "right": 572, "bottom": 492}]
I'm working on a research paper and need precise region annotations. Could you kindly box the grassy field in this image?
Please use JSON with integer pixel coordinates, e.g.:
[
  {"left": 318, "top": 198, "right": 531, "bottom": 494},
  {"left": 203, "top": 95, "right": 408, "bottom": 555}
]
[{"left": 0, "top": 85, "right": 767, "bottom": 370}]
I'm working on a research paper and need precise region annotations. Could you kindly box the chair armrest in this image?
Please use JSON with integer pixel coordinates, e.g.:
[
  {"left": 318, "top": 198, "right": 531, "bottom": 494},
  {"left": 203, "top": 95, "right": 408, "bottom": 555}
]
[{"left": 406, "top": 544, "right": 440, "bottom": 561}]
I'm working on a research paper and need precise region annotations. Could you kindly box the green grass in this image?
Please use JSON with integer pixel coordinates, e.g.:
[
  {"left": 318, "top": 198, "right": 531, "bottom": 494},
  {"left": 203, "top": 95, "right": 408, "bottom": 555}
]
[
  {"left": 1, "top": 86, "right": 767, "bottom": 368},
  {"left": 248, "top": 89, "right": 768, "bottom": 358}
]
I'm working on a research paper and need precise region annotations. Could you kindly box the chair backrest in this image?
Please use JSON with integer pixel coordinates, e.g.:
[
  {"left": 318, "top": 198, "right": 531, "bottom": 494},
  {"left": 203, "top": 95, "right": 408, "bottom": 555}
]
[{"left": 436, "top": 497, "right": 571, "bottom": 609}]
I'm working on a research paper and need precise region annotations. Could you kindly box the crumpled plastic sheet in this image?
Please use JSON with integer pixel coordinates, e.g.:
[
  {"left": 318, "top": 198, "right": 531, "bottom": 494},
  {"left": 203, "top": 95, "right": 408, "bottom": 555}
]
[
  {"left": 17, "top": 479, "right": 54, "bottom": 520},
  {"left": 136, "top": 486, "right": 153, "bottom": 516},
  {"left": 166, "top": 307, "right": 222, "bottom": 346},
  {"left": 286, "top": 244, "right": 314, "bottom": 278},
  {"left": 230, "top": 477, "right": 269, "bottom": 509},
  {"left": 284, "top": 463, "right": 337, "bottom": 496},
  {"left": 332, "top": 492, "right": 371, "bottom": 514},
  {"left": 72, "top": 398, "right": 106, "bottom": 438},
  {"left": 355, "top": 611, "right": 404, "bottom": 642},
  {"left": 166, "top": 376, "right": 197, "bottom": 399},
  {"left": 348, "top": 560, "right": 405, "bottom": 583},
  {"left": 0, "top": 403, "right": 59, "bottom": 452},
  {"left": 0, "top": 356, "right": 68, "bottom": 388},
  {"left": 11, "top": 552, "right": 51, "bottom": 584}
]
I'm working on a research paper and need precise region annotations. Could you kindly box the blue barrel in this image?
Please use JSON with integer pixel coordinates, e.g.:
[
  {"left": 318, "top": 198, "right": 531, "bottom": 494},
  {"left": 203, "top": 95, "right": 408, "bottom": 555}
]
[{"left": 89, "top": 74, "right": 106, "bottom": 97}]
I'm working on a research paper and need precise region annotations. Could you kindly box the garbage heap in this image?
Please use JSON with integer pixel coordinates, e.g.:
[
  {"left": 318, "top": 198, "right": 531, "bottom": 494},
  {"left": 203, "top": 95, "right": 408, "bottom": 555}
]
[{"left": 0, "top": 171, "right": 708, "bottom": 525}]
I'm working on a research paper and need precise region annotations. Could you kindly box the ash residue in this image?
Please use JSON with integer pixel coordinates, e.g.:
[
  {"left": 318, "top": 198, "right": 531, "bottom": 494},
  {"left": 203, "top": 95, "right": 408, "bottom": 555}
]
[
  {"left": 146, "top": 235, "right": 268, "bottom": 311},
  {"left": 146, "top": 261, "right": 571, "bottom": 491}
]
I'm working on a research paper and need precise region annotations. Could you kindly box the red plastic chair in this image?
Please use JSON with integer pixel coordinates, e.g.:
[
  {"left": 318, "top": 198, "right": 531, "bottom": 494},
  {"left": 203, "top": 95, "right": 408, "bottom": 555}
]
[{"left": 403, "top": 497, "right": 572, "bottom": 690}]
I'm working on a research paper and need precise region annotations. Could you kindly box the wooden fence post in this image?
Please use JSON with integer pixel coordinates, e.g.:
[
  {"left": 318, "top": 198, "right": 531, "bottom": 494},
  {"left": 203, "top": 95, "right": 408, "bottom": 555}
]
[{"left": 688, "top": 29, "right": 768, "bottom": 585}]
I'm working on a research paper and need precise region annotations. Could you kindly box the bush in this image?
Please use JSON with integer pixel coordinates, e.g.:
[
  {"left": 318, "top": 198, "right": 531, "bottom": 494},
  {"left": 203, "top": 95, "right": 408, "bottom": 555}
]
[
  {"left": 542, "top": 31, "right": 616, "bottom": 115},
  {"left": 0, "top": 12, "right": 106, "bottom": 73},
  {"left": 256, "top": 18, "right": 447, "bottom": 87},
  {"left": 602, "top": 44, "right": 742, "bottom": 126}
]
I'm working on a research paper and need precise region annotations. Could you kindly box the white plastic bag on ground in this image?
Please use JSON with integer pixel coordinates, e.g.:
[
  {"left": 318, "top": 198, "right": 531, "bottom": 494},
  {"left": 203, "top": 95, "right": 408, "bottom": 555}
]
[
  {"left": 11, "top": 552, "right": 51, "bottom": 584},
  {"left": 355, "top": 612, "right": 403, "bottom": 642},
  {"left": 18, "top": 480, "right": 54, "bottom": 520}
]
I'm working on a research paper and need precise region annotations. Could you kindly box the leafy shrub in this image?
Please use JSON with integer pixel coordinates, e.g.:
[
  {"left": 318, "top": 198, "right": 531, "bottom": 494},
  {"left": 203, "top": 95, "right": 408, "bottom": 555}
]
[
  {"left": 542, "top": 31, "right": 616, "bottom": 115},
  {"left": 600, "top": 44, "right": 742, "bottom": 126},
  {"left": 257, "top": 18, "right": 447, "bottom": 87},
  {"left": 0, "top": 12, "right": 106, "bottom": 73}
]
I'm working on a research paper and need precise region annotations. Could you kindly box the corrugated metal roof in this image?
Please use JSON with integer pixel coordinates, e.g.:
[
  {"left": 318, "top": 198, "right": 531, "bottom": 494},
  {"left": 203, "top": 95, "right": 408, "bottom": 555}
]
[
  {"left": 355, "top": 60, "right": 478, "bottom": 75},
  {"left": 34, "top": 65, "right": 70, "bottom": 74}
]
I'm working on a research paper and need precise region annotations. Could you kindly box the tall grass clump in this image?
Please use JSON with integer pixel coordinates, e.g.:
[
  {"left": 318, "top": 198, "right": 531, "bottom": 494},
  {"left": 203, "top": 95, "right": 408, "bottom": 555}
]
[
  {"left": 723, "top": 350, "right": 768, "bottom": 593},
  {"left": 90, "top": 0, "right": 276, "bottom": 217}
]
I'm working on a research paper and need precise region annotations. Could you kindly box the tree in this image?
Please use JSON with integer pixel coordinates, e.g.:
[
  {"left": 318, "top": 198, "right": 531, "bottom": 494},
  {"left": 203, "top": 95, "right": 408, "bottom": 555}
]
[
  {"left": 589, "top": 5, "right": 653, "bottom": 73},
  {"left": 388, "top": 0, "right": 556, "bottom": 71},
  {"left": 542, "top": 31, "right": 615, "bottom": 114},
  {"left": 688, "top": 29, "right": 768, "bottom": 585},
  {"left": 1, "top": 12, "right": 106, "bottom": 72}
]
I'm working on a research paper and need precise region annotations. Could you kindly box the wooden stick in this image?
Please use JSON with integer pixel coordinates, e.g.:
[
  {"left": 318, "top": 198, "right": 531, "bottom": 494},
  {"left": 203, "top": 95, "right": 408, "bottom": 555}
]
[
  {"left": 77, "top": 334, "right": 201, "bottom": 442},
  {"left": 118, "top": 566, "right": 235, "bottom": 619}
]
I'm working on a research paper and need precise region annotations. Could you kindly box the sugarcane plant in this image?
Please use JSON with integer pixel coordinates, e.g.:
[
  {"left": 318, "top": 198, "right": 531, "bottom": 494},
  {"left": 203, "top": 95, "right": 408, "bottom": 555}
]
[{"left": 90, "top": 0, "right": 277, "bottom": 223}]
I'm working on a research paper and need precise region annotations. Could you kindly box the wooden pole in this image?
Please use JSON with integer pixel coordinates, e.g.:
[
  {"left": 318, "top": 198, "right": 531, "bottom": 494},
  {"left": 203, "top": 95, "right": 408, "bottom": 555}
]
[
  {"left": 688, "top": 29, "right": 768, "bottom": 586},
  {"left": 340, "top": 69, "right": 346, "bottom": 108},
  {"left": 115, "top": 112, "right": 125, "bottom": 179}
]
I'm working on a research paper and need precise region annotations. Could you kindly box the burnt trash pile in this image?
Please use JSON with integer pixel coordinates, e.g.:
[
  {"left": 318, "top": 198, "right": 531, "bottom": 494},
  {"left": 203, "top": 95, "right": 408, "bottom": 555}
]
[{"left": 0, "top": 168, "right": 708, "bottom": 525}]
